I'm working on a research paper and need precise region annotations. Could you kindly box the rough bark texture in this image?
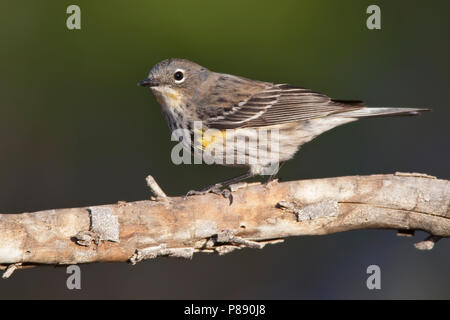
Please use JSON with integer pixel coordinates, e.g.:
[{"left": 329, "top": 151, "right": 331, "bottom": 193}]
[{"left": 0, "top": 173, "right": 449, "bottom": 277}]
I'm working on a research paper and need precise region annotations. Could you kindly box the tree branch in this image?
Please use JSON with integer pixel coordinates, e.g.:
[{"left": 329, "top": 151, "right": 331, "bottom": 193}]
[{"left": 1, "top": 173, "right": 449, "bottom": 277}]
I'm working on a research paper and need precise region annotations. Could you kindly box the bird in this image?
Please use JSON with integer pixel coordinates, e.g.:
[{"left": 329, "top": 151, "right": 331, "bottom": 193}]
[{"left": 138, "top": 58, "right": 429, "bottom": 197}]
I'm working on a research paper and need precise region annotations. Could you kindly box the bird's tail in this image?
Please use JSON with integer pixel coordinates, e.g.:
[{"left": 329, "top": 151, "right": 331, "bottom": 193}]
[{"left": 337, "top": 107, "right": 431, "bottom": 118}]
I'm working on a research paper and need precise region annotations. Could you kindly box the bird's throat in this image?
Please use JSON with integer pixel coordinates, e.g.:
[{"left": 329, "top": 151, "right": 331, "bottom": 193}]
[{"left": 152, "top": 86, "right": 183, "bottom": 111}]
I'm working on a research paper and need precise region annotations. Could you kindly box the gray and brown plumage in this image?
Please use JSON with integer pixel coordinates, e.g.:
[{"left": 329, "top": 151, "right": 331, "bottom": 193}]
[{"left": 139, "top": 58, "right": 429, "bottom": 193}]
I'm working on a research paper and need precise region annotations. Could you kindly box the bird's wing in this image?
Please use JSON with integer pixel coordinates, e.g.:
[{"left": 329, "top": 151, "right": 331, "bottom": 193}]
[{"left": 206, "top": 83, "right": 364, "bottom": 129}]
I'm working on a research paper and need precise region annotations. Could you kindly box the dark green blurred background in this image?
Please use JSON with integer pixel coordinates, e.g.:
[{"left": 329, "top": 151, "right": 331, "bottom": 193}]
[{"left": 0, "top": 0, "right": 449, "bottom": 299}]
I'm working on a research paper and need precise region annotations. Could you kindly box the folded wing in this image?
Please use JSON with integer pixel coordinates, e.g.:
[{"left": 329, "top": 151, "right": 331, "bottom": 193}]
[{"left": 206, "top": 83, "right": 363, "bottom": 129}]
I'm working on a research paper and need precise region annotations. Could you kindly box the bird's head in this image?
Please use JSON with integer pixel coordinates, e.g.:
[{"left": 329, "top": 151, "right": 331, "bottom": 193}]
[{"left": 138, "top": 58, "right": 211, "bottom": 110}]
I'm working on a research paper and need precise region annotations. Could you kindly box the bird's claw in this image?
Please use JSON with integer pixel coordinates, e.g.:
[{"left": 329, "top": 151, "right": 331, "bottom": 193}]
[{"left": 185, "top": 183, "right": 222, "bottom": 197}]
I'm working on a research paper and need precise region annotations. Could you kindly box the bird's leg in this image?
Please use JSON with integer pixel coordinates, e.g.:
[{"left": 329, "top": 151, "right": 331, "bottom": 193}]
[{"left": 185, "top": 172, "right": 255, "bottom": 198}]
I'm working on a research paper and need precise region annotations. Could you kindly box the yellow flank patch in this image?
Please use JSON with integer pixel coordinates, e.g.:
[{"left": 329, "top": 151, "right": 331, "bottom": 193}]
[{"left": 195, "top": 128, "right": 226, "bottom": 149}]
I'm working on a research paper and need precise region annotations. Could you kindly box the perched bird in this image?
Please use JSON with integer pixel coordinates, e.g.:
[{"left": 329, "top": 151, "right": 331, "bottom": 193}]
[{"left": 138, "top": 58, "right": 429, "bottom": 196}]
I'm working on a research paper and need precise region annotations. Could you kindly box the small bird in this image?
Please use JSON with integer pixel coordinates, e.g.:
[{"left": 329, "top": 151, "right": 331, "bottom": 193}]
[{"left": 139, "top": 58, "right": 429, "bottom": 196}]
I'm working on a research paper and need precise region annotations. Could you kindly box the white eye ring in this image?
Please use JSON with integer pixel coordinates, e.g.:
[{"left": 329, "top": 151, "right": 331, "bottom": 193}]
[{"left": 174, "top": 69, "right": 185, "bottom": 84}]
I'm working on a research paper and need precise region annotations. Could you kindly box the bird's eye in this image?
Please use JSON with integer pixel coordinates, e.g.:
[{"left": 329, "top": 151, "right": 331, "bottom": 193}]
[{"left": 174, "top": 71, "right": 184, "bottom": 82}]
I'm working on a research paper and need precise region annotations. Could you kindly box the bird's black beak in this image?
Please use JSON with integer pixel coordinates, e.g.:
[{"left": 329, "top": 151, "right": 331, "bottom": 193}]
[{"left": 138, "top": 78, "right": 158, "bottom": 87}]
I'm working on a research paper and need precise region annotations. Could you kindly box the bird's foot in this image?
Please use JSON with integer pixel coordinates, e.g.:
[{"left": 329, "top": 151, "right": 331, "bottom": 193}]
[
  {"left": 185, "top": 183, "right": 234, "bottom": 204},
  {"left": 185, "top": 183, "right": 223, "bottom": 197}
]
